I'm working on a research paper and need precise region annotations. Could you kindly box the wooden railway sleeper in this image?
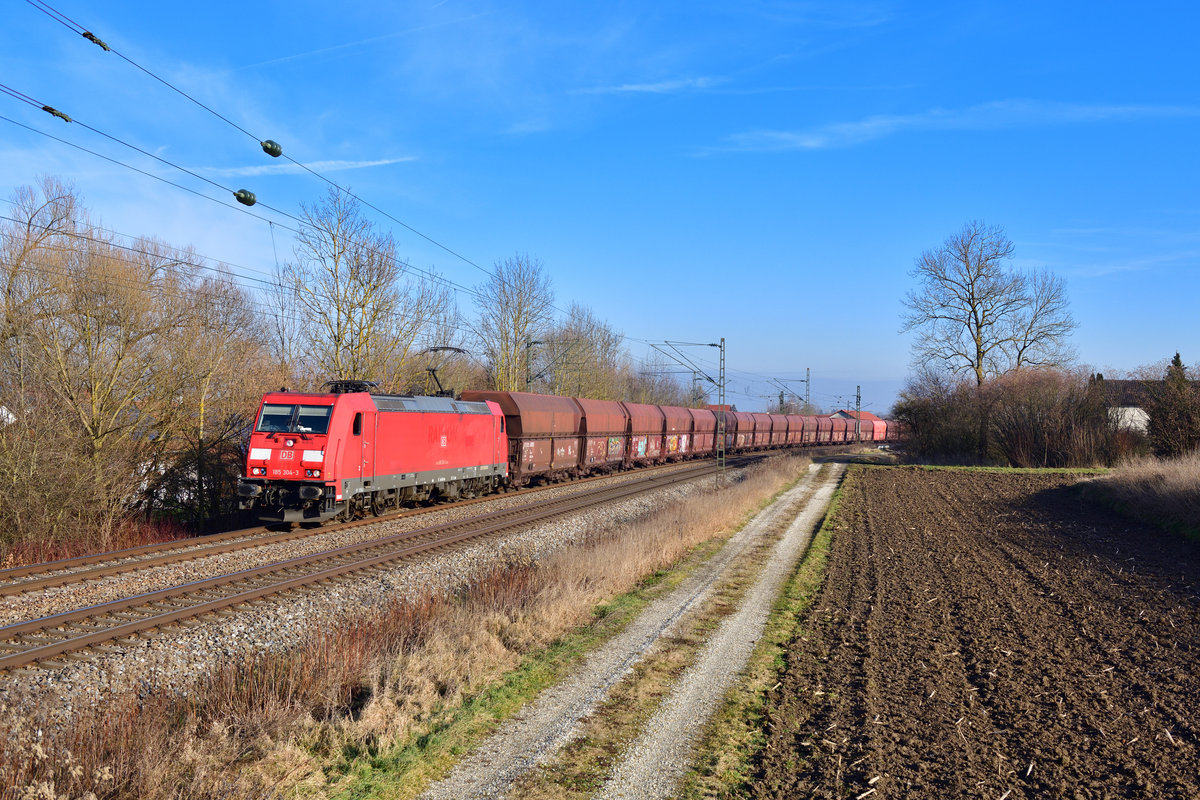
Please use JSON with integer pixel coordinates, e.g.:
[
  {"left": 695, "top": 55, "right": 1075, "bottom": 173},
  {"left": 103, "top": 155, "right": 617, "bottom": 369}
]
[
  {"left": 14, "top": 634, "right": 67, "bottom": 646},
  {"left": 60, "top": 622, "right": 113, "bottom": 634},
  {"left": 145, "top": 601, "right": 191, "bottom": 612}
]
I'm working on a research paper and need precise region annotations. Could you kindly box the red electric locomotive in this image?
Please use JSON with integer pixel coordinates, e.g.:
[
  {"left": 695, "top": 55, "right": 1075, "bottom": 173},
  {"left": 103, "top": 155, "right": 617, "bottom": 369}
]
[{"left": 238, "top": 380, "right": 508, "bottom": 523}]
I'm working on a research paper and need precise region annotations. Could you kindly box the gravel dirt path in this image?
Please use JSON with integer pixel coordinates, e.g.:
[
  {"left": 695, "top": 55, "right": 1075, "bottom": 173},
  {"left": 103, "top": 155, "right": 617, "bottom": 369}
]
[
  {"left": 596, "top": 464, "right": 843, "bottom": 800},
  {"left": 420, "top": 462, "right": 844, "bottom": 800},
  {"left": 754, "top": 466, "right": 1200, "bottom": 800}
]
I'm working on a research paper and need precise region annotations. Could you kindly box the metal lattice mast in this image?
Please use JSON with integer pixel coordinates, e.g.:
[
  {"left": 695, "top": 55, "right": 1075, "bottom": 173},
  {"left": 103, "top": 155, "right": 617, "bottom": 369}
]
[
  {"left": 855, "top": 384, "right": 862, "bottom": 441},
  {"left": 716, "top": 337, "right": 726, "bottom": 477}
]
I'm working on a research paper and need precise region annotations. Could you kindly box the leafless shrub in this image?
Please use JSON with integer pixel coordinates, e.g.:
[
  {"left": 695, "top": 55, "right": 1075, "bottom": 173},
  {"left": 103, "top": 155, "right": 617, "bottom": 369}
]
[
  {"left": 895, "top": 367, "right": 1137, "bottom": 467},
  {"left": 986, "top": 369, "right": 1115, "bottom": 467},
  {"left": 892, "top": 369, "right": 984, "bottom": 463}
]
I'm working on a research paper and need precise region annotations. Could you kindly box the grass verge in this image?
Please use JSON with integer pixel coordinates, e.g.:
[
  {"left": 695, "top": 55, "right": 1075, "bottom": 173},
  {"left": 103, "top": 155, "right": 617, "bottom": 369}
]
[{"left": 674, "top": 465, "right": 855, "bottom": 799}]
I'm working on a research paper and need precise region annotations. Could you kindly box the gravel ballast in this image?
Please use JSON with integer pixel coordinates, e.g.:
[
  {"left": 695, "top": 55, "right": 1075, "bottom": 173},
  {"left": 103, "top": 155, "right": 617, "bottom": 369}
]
[{"left": 0, "top": 466, "right": 728, "bottom": 734}]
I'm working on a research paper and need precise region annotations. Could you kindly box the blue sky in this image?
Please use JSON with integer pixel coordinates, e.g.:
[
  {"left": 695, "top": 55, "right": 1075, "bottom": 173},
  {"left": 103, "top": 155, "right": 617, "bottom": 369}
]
[{"left": 2, "top": 1, "right": 1197, "bottom": 414}]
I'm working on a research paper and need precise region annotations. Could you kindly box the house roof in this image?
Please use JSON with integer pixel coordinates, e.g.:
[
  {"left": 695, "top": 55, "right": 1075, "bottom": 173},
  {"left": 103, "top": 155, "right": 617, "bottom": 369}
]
[{"left": 829, "top": 409, "right": 882, "bottom": 421}]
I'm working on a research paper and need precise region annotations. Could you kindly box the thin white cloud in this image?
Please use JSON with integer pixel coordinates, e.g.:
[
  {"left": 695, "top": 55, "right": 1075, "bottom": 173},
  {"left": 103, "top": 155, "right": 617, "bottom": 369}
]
[
  {"left": 205, "top": 157, "right": 416, "bottom": 178},
  {"left": 716, "top": 100, "right": 1200, "bottom": 152},
  {"left": 1069, "top": 249, "right": 1200, "bottom": 278},
  {"left": 576, "top": 76, "right": 721, "bottom": 95},
  {"left": 503, "top": 118, "right": 552, "bottom": 135},
  {"left": 241, "top": 14, "right": 491, "bottom": 70}
]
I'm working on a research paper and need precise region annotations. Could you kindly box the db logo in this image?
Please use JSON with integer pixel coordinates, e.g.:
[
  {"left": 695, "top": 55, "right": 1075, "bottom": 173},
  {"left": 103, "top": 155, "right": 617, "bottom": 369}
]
[{"left": 279, "top": 450, "right": 295, "bottom": 460}]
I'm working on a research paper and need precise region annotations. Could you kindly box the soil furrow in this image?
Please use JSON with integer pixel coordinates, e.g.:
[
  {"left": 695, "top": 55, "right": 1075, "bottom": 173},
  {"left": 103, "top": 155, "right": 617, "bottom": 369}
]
[{"left": 754, "top": 467, "right": 1200, "bottom": 800}]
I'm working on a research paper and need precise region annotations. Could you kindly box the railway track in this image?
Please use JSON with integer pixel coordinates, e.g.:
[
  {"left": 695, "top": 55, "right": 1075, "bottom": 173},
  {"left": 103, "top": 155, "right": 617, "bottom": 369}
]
[
  {"left": 0, "top": 459, "right": 707, "bottom": 599},
  {"left": 0, "top": 459, "right": 731, "bottom": 673}
]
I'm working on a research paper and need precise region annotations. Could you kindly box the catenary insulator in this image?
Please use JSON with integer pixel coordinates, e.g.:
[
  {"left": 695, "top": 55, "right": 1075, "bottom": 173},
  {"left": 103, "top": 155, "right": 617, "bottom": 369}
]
[
  {"left": 261, "top": 140, "right": 283, "bottom": 158},
  {"left": 234, "top": 189, "right": 257, "bottom": 206}
]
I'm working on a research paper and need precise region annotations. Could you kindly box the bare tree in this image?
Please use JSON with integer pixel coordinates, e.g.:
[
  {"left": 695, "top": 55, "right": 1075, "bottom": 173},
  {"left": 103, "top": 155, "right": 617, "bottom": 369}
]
[
  {"left": 537, "top": 303, "right": 626, "bottom": 398},
  {"left": 470, "top": 254, "right": 554, "bottom": 391},
  {"left": 278, "top": 188, "right": 451, "bottom": 390},
  {"left": 619, "top": 352, "right": 692, "bottom": 406},
  {"left": 0, "top": 179, "right": 286, "bottom": 551},
  {"left": 153, "top": 272, "right": 283, "bottom": 525},
  {"left": 0, "top": 177, "right": 77, "bottom": 400},
  {"left": 901, "top": 221, "right": 1075, "bottom": 385}
]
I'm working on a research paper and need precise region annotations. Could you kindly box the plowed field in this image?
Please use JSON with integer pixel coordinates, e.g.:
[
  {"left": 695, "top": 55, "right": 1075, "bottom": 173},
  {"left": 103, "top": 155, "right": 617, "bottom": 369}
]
[{"left": 755, "top": 467, "right": 1200, "bottom": 800}]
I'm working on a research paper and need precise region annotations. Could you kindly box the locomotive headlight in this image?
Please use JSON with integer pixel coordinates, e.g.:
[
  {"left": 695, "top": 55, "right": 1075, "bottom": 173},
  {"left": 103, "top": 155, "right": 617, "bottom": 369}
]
[
  {"left": 285, "top": 438, "right": 296, "bottom": 447},
  {"left": 305, "top": 469, "right": 322, "bottom": 478},
  {"left": 251, "top": 467, "right": 266, "bottom": 476}
]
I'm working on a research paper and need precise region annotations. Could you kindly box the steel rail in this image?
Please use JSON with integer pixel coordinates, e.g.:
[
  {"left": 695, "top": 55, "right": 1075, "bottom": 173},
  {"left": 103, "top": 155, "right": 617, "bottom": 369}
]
[
  {"left": 0, "top": 460, "right": 725, "bottom": 672},
  {"left": 0, "top": 460, "right": 701, "bottom": 596}
]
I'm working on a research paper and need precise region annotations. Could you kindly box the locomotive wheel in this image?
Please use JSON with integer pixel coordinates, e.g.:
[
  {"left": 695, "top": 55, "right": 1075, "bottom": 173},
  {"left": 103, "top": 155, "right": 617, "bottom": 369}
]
[{"left": 371, "top": 493, "right": 384, "bottom": 517}]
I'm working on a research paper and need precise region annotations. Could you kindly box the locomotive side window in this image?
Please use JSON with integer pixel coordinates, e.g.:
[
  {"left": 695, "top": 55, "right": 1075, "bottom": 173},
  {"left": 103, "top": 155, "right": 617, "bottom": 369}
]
[{"left": 353, "top": 412, "right": 362, "bottom": 436}]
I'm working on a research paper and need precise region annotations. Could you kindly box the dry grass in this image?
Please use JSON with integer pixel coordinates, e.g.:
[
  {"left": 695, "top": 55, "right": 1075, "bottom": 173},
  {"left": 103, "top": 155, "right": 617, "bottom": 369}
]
[
  {"left": 1, "top": 455, "right": 809, "bottom": 800},
  {"left": 0, "top": 518, "right": 192, "bottom": 570},
  {"left": 1082, "top": 451, "right": 1200, "bottom": 538}
]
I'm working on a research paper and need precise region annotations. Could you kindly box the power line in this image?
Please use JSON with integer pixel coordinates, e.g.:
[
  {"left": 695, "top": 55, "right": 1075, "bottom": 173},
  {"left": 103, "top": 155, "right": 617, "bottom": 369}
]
[
  {"left": 0, "top": 213, "right": 489, "bottom": 346},
  {"left": 23, "top": 0, "right": 498, "bottom": 282},
  {"left": 16, "top": 2, "right": 607, "bottom": 332},
  {"left": 12, "top": 6, "right": 724, "bottom": 395},
  {"left": 0, "top": 114, "right": 484, "bottom": 304}
]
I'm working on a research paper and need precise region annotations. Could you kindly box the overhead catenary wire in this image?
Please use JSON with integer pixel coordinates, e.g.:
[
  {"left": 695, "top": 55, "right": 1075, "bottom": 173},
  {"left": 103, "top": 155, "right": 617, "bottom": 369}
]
[
  {"left": 2, "top": 250, "right": 488, "bottom": 355},
  {"left": 17, "top": 0, "right": 609, "bottom": 335},
  {"left": 23, "top": 0, "right": 498, "bottom": 283},
  {"left": 12, "top": 5, "right": 751, "bottom": 400},
  {"left": 0, "top": 202, "right": 491, "bottom": 343},
  {"left": 0, "top": 113, "right": 484, "bottom": 303},
  {"left": 6, "top": 225, "right": 749, "bottom": 403}
]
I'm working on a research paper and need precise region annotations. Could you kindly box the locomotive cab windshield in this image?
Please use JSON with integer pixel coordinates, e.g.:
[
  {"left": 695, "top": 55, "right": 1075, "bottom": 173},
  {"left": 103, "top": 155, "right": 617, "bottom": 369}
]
[{"left": 256, "top": 403, "right": 333, "bottom": 435}]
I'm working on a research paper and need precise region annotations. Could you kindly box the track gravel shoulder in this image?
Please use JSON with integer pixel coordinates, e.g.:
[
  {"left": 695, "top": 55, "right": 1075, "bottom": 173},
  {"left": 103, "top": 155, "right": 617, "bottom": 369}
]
[
  {"left": 420, "top": 462, "right": 845, "bottom": 800},
  {"left": 754, "top": 466, "right": 1200, "bottom": 800}
]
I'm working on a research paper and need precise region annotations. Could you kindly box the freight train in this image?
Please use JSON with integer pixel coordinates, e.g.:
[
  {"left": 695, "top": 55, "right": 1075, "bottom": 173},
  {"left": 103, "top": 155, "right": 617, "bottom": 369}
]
[{"left": 237, "top": 381, "right": 899, "bottom": 524}]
